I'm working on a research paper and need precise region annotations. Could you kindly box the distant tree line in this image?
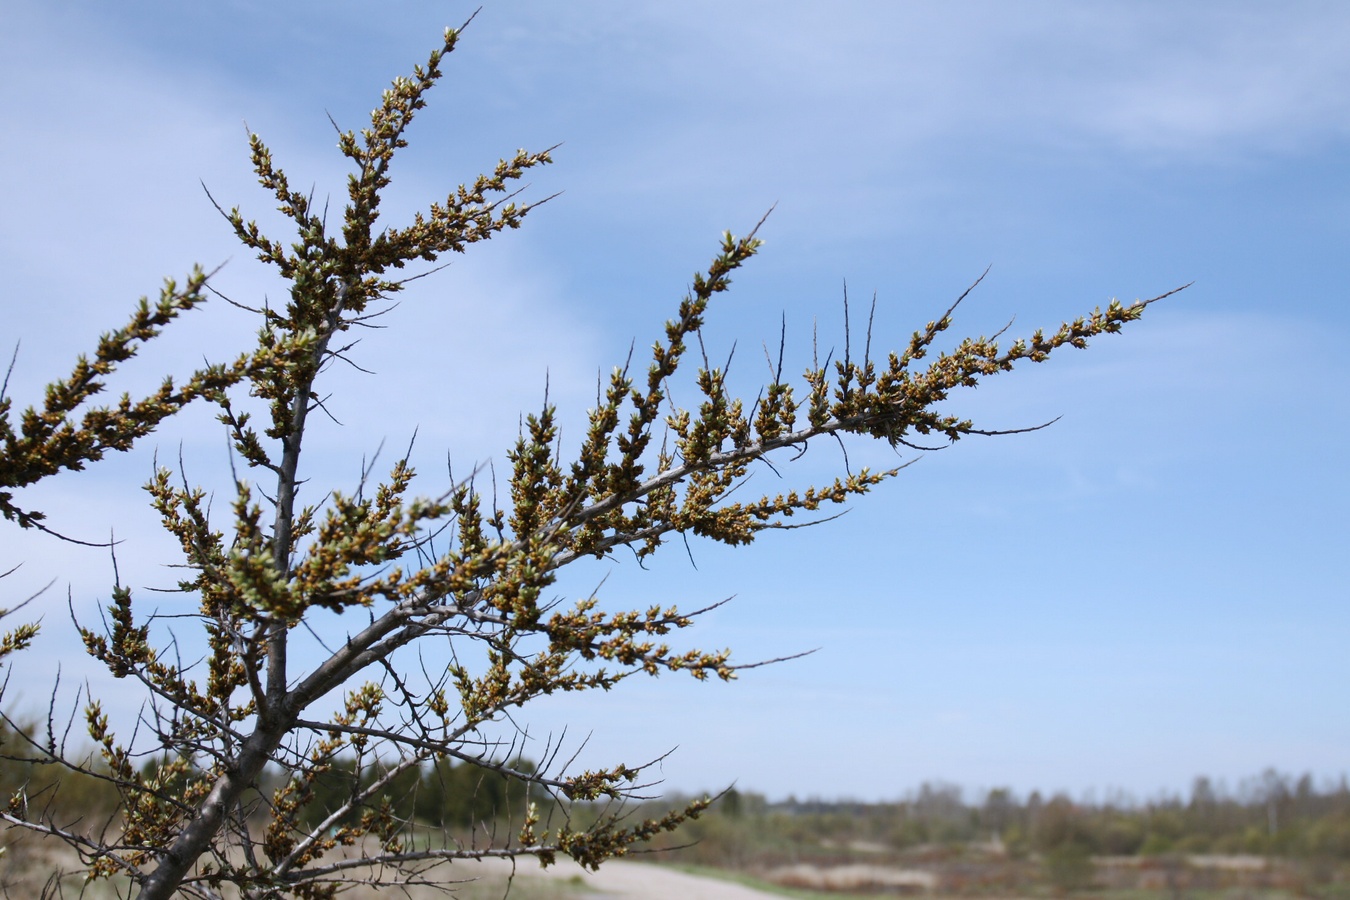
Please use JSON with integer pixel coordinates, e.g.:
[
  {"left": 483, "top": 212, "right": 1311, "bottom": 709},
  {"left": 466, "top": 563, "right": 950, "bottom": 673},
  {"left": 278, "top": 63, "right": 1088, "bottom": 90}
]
[{"left": 637, "top": 772, "right": 1350, "bottom": 869}]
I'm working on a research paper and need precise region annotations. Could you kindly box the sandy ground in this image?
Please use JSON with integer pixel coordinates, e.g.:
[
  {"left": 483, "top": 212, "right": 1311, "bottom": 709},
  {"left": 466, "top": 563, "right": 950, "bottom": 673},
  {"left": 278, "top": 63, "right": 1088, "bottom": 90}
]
[{"left": 470, "top": 856, "right": 784, "bottom": 899}]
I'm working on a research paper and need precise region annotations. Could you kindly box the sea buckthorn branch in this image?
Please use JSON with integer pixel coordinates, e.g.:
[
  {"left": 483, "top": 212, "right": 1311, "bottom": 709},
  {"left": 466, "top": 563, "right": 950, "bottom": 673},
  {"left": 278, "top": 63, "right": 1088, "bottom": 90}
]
[{"left": 0, "top": 18, "right": 1183, "bottom": 900}]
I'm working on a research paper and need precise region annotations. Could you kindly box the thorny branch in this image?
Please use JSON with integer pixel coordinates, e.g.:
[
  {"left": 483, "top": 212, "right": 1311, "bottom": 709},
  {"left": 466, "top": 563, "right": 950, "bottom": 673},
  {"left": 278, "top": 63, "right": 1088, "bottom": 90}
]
[{"left": 0, "top": 20, "right": 1183, "bottom": 900}]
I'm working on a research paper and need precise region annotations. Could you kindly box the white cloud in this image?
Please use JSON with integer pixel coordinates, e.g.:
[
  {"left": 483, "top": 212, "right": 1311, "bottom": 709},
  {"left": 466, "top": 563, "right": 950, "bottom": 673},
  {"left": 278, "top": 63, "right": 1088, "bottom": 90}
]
[
  {"left": 520, "top": 2, "right": 1350, "bottom": 182},
  {"left": 1059, "top": 5, "right": 1350, "bottom": 158}
]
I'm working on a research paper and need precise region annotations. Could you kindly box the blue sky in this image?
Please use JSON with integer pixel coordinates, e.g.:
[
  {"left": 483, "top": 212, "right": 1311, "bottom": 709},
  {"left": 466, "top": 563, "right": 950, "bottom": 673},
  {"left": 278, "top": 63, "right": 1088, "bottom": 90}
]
[{"left": 2, "top": 1, "right": 1347, "bottom": 803}]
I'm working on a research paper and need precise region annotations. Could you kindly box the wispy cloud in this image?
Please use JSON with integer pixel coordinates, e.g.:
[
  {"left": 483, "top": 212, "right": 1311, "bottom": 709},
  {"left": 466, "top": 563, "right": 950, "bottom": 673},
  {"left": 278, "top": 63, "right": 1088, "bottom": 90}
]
[{"left": 495, "top": 1, "right": 1350, "bottom": 214}]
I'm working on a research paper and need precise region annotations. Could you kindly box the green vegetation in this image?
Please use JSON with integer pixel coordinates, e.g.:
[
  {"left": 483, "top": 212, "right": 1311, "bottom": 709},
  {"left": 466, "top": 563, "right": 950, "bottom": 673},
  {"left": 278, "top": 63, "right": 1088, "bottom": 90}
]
[{"left": 630, "top": 776, "right": 1350, "bottom": 895}]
